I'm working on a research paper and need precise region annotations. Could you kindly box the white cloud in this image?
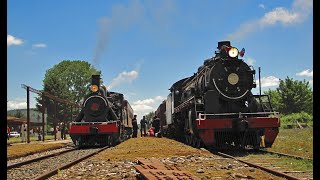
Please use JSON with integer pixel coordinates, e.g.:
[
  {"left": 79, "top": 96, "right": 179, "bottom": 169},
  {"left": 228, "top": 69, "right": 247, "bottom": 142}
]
[
  {"left": 245, "top": 57, "right": 256, "bottom": 66},
  {"left": 296, "top": 69, "right": 313, "bottom": 78},
  {"left": 260, "top": 7, "right": 299, "bottom": 26},
  {"left": 227, "top": 0, "right": 313, "bottom": 40},
  {"left": 7, "top": 98, "right": 27, "bottom": 110},
  {"left": 259, "top": 4, "right": 265, "bottom": 9},
  {"left": 256, "top": 76, "right": 280, "bottom": 88},
  {"left": 131, "top": 96, "right": 166, "bottom": 120},
  {"left": 107, "top": 70, "right": 139, "bottom": 90},
  {"left": 7, "top": 34, "right": 23, "bottom": 47},
  {"left": 309, "top": 80, "right": 313, "bottom": 84},
  {"left": 131, "top": 104, "right": 154, "bottom": 113},
  {"left": 133, "top": 96, "right": 165, "bottom": 105},
  {"left": 7, "top": 97, "right": 38, "bottom": 111},
  {"left": 32, "top": 43, "right": 47, "bottom": 48}
]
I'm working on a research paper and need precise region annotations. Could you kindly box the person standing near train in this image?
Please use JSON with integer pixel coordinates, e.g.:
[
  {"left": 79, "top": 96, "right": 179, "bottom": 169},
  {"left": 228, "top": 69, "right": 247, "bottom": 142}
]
[
  {"left": 21, "top": 122, "right": 27, "bottom": 142},
  {"left": 140, "top": 116, "right": 147, "bottom": 137},
  {"left": 7, "top": 125, "right": 10, "bottom": 140},
  {"left": 152, "top": 116, "right": 161, "bottom": 134},
  {"left": 132, "top": 115, "right": 138, "bottom": 138}
]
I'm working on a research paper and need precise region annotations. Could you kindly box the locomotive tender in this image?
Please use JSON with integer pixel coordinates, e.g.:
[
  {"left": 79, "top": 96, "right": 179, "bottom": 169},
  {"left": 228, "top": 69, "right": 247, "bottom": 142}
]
[
  {"left": 158, "top": 41, "right": 280, "bottom": 149},
  {"left": 69, "top": 75, "right": 133, "bottom": 147}
]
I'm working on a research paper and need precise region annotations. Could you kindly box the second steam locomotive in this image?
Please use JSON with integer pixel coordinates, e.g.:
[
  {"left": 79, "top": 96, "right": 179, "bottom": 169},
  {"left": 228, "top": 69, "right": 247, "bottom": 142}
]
[
  {"left": 70, "top": 75, "right": 133, "bottom": 147},
  {"left": 156, "top": 41, "right": 280, "bottom": 149}
]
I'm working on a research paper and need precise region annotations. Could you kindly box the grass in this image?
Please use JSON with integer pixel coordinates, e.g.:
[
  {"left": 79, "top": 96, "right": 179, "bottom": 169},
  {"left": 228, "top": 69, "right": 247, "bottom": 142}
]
[
  {"left": 7, "top": 134, "right": 71, "bottom": 160},
  {"left": 244, "top": 153, "right": 312, "bottom": 172},
  {"left": 7, "top": 135, "right": 69, "bottom": 144},
  {"left": 7, "top": 143, "right": 67, "bottom": 159},
  {"left": 268, "top": 128, "right": 313, "bottom": 158},
  {"left": 92, "top": 137, "right": 211, "bottom": 161}
]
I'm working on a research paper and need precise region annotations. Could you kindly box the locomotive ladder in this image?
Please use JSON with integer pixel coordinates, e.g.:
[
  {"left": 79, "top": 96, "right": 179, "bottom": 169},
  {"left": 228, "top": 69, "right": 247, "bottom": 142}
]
[{"left": 254, "top": 95, "right": 274, "bottom": 113}]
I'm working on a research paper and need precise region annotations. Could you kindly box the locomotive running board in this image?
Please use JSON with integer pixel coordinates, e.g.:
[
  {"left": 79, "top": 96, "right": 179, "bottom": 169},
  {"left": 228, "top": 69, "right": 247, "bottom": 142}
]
[{"left": 134, "top": 158, "right": 199, "bottom": 180}]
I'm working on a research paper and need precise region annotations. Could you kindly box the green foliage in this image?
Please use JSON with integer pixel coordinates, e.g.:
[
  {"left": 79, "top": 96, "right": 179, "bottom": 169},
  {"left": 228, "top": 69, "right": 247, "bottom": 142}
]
[
  {"left": 280, "top": 112, "right": 313, "bottom": 125},
  {"left": 277, "top": 77, "right": 313, "bottom": 114},
  {"left": 264, "top": 89, "right": 283, "bottom": 112},
  {"left": 14, "top": 109, "right": 25, "bottom": 118},
  {"left": 264, "top": 77, "right": 313, "bottom": 115},
  {"left": 145, "top": 111, "right": 155, "bottom": 127},
  {"left": 36, "top": 60, "right": 101, "bottom": 124}
]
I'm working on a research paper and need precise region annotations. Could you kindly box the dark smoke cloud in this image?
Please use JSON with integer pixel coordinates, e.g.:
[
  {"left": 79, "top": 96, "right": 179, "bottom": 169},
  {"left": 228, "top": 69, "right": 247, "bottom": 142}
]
[
  {"left": 93, "top": 17, "right": 111, "bottom": 66},
  {"left": 92, "top": 0, "right": 144, "bottom": 66},
  {"left": 92, "top": 0, "right": 176, "bottom": 66}
]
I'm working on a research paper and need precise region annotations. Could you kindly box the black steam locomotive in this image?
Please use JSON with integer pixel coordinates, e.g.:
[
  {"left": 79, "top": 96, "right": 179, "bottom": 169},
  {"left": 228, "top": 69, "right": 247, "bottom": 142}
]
[
  {"left": 70, "top": 75, "right": 133, "bottom": 147},
  {"left": 160, "top": 41, "right": 280, "bottom": 149}
]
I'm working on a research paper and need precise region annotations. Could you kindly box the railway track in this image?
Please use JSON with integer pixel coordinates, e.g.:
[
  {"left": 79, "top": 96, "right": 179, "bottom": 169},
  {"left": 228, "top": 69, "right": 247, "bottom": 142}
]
[
  {"left": 7, "top": 146, "right": 109, "bottom": 180},
  {"left": 7, "top": 142, "right": 74, "bottom": 161},
  {"left": 7, "top": 147, "right": 78, "bottom": 169},
  {"left": 215, "top": 150, "right": 313, "bottom": 180},
  {"left": 259, "top": 149, "right": 313, "bottom": 161}
]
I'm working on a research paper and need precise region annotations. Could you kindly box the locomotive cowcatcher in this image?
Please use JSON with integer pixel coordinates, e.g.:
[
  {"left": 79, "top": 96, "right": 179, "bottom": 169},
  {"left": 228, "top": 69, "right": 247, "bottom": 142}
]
[
  {"left": 69, "top": 75, "right": 133, "bottom": 147},
  {"left": 161, "top": 41, "right": 280, "bottom": 150}
]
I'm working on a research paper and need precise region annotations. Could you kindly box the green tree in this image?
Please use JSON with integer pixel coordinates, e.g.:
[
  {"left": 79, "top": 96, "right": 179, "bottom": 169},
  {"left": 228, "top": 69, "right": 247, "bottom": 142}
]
[
  {"left": 264, "top": 89, "right": 283, "bottom": 112},
  {"left": 14, "top": 109, "right": 25, "bottom": 118},
  {"left": 145, "top": 111, "right": 155, "bottom": 128},
  {"left": 277, "top": 77, "right": 313, "bottom": 114},
  {"left": 36, "top": 60, "right": 101, "bottom": 124}
]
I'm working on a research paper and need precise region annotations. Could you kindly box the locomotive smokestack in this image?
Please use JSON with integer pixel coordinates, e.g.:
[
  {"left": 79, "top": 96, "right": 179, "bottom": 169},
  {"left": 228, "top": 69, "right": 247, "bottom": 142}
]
[
  {"left": 217, "top": 41, "right": 231, "bottom": 49},
  {"left": 92, "top": 75, "right": 101, "bottom": 87}
]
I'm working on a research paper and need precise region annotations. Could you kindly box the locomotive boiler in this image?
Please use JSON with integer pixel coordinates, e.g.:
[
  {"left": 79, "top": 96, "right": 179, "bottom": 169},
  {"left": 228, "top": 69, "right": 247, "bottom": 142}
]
[
  {"left": 162, "top": 41, "right": 280, "bottom": 149},
  {"left": 69, "top": 75, "right": 133, "bottom": 147}
]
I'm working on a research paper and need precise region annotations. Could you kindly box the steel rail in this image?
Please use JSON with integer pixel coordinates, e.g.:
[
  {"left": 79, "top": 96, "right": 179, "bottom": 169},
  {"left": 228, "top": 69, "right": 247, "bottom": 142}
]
[
  {"left": 34, "top": 146, "right": 109, "bottom": 180},
  {"left": 259, "top": 149, "right": 313, "bottom": 161},
  {"left": 7, "top": 147, "right": 77, "bottom": 169},
  {"left": 216, "top": 151, "right": 300, "bottom": 180}
]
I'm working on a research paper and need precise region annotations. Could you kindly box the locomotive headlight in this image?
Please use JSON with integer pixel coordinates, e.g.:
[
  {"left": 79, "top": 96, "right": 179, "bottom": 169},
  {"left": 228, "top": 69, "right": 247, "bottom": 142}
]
[
  {"left": 228, "top": 73, "right": 239, "bottom": 85},
  {"left": 228, "top": 47, "right": 239, "bottom": 58},
  {"left": 91, "top": 85, "right": 99, "bottom": 92}
]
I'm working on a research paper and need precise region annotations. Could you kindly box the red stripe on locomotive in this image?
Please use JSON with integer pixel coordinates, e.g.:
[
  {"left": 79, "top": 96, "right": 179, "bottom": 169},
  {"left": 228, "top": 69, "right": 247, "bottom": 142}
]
[
  {"left": 70, "top": 122, "right": 119, "bottom": 134},
  {"left": 196, "top": 117, "right": 279, "bottom": 129},
  {"left": 196, "top": 117, "right": 280, "bottom": 147}
]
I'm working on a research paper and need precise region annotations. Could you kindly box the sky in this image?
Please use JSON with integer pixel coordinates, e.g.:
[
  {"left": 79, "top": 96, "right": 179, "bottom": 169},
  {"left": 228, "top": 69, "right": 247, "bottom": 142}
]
[{"left": 7, "top": 0, "right": 313, "bottom": 121}]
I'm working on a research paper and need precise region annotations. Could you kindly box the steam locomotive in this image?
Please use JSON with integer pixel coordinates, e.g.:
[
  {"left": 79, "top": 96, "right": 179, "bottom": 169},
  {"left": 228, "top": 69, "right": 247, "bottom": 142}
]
[
  {"left": 69, "top": 75, "right": 133, "bottom": 147},
  {"left": 157, "top": 41, "right": 280, "bottom": 149}
]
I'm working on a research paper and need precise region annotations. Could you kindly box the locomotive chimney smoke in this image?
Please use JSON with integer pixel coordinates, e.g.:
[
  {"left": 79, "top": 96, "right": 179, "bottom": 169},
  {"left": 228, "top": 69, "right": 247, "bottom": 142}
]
[
  {"left": 93, "top": 17, "right": 111, "bottom": 67},
  {"left": 92, "top": 0, "right": 145, "bottom": 67}
]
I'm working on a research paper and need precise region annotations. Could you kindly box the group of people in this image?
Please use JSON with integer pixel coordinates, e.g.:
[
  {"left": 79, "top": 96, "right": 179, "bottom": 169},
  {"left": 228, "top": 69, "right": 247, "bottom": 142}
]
[
  {"left": 7, "top": 122, "right": 66, "bottom": 143},
  {"left": 131, "top": 115, "right": 161, "bottom": 138},
  {"left": 56, "top": 122, "right": 66, "bottom": 140}
]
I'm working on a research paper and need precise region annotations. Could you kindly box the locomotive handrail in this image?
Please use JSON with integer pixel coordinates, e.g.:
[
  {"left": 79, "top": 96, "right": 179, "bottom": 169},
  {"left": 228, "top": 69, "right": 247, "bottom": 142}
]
[{"left": 197, "top": 112, "right": 279, "bottom": 120}]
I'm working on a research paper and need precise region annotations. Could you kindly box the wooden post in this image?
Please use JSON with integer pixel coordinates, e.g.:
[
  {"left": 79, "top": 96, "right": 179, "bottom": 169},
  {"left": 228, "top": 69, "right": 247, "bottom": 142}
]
[
  {"left": 27, "top": 86, "right": 30, "bottom": 143},
  {"left": 54, "top": 100, "right": 57, "bottom": 141},
  {"left": 42, "top": 95, "right": 45, "bottom": 141},
  {"left": 63, "top": 104, "right": 67, "bottom": 140}
]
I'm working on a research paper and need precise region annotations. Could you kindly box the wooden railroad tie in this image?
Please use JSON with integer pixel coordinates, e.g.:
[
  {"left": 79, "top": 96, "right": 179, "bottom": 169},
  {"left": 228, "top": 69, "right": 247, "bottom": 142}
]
[{"left": 134, "top": 157, "right": 199, "bottom": 180}]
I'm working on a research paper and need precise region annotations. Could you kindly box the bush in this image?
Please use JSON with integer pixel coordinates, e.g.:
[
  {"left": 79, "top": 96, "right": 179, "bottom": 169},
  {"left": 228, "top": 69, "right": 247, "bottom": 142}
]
[{"left": 280, "top": 112, "right": 313, "bottom": 126}]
